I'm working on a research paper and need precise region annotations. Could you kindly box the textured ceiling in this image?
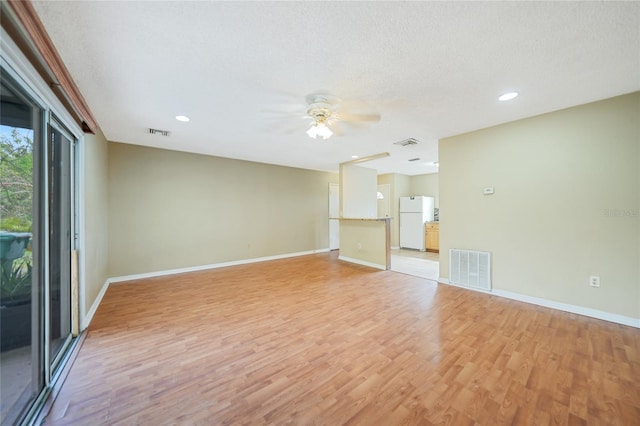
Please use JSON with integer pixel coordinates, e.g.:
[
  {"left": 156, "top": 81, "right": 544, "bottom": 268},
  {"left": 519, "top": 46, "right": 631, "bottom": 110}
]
[{"left": 32, "top": 1, "right": 640, "bottom": 175}]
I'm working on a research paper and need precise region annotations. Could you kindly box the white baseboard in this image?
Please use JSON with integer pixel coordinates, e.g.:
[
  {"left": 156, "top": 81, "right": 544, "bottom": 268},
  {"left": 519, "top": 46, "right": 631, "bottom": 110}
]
[
  {"left": 437, "top": 277, "right": 493, "bottom": 294},
  {"left": 82, "top": 278, "right": 110, "bottom": 330},
  {"left": 437, "top": 277, "right": 639, "bottom": 329},
  {"left": 338, "top": 255, "right": 387, "bottom": 270},
  {"left": 109, "top": 248, "right": 330, "bottom": 284}
]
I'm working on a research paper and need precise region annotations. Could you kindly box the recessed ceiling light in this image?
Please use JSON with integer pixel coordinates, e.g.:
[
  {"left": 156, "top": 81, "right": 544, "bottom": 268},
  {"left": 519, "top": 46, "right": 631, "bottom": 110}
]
[
  {"left": 498, "top": 92, "right": 519, "bottom": 101},
  {"left": 175, "top": 115, "right": 190, "bottom": 122},
  {"left": 351, "top": 155, "right": 359, "bottom": 159}
]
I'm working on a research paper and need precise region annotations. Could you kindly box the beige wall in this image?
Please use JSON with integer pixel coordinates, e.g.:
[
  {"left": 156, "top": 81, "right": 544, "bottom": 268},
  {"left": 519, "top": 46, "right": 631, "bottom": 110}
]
[
  {"left": 378, "top": 173, "right": 412, "bottom": 247},
  {"left": 340, "top": 164, "right": 377, "bottom": 218},
  {"left": 108, "top": 142, "right": 338, "bottom": 277},
  {"left": 440, "top": 92, "right": 639, "bottom": 319},
  {"left": 410, "top": 173, "right": 439, "bottom": 208},
  {"left": 339, "top": 220, "right": 389, "bottom": 269},
  {"left": 82, "top": 129, "right": 110, "bottom": 322}
]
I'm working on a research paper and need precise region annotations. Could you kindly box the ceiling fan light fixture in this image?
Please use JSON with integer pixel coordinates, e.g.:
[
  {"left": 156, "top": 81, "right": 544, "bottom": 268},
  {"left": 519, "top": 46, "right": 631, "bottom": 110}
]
[{"left": 307, "top": 121, "right": 333, "bottom": 140}]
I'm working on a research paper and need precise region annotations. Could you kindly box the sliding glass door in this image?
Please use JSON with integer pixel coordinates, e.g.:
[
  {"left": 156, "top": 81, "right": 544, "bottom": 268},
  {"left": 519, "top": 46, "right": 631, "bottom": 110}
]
[
  {"left": 0, "top": 69, "right": 43, "bottom": 426},
  {"left": 1, "top": 68, "right": 77, "bottom": 425},
  {"left": 48, "top": 121, "right": 74, "bottom": 371}
]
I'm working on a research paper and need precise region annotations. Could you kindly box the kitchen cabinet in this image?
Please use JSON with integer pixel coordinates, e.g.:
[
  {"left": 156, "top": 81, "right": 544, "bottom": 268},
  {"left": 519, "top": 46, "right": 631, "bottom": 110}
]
[{"left": 425, "top": 223, "right": 439, "bottom": 252}]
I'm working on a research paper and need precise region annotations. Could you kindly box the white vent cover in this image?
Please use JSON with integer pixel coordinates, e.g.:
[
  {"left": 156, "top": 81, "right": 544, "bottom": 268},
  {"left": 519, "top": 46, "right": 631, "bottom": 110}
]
[
  {"left": 148, "top": 128, "right": 171, "bottom": 136},
  {"left": 394, "top": 138, "right": 419, "bottom": 146},
  {"left": 449, "top": 249, "right": 491, "bottom": 291}
]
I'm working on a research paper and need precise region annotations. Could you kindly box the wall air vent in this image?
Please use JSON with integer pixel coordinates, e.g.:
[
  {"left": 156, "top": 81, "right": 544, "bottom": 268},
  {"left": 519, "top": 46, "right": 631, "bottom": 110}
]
[
  {"left": 450, "top": 249, "right": 491, "bottom": 291},
  {"left": 408, "top": 157, "right": 421, "bottom": 162},
  {"left": 148, "top": 128, "right": 171, "bottom": 136},
  {"left": 394, "top": 138, "right": 419, "bottom": 146}
]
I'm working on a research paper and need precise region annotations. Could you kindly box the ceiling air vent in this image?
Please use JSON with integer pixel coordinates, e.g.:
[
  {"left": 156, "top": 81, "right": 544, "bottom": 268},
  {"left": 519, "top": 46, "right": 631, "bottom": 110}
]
[
  {"left": 408, "top": 157, "right": 421, "bottom": 162},
  {"left": 394, "top": 138, "right": 419, "bottom": 146},
  {"left": 148, "top": 128, "right": 171, "bottom": 136}
]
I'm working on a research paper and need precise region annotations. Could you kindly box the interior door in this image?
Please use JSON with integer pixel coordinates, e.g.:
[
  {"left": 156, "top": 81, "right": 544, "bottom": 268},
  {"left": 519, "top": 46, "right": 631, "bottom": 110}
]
[{"left": 377, "top": 184, "right": 390, "bottom": 217}]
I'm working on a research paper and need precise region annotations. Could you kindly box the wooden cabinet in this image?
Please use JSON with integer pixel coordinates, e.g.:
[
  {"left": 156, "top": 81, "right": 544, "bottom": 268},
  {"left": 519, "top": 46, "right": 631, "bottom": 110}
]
[{"left": 425, "top": 223, "right": 439, "bottom": 252}]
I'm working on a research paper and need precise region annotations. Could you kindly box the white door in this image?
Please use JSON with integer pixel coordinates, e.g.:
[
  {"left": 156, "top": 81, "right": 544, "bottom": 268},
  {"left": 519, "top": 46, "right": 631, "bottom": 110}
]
[
  {"left": 329, "top": 183, "right": 339, "bottom": 250},
  {"left": 377, "top": 184, "right": 390, "bottom": 218}
]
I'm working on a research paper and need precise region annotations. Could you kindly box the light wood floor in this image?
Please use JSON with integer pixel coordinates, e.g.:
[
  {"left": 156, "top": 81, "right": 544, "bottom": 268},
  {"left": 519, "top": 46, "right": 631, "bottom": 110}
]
[
  {"left": 44, "top": 252, "right": 639, "bottom": 425},
  {"left": 391, "top": 249, "right": 439, "bottom": 281}
]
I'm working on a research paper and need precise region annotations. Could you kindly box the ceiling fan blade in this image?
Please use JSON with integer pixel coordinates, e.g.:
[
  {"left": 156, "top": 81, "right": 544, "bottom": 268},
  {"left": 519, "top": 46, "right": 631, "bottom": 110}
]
[
  {"left": 262, "top": 120, "right": 303, "bottom": 135},
  {"left": 330, "top": 121, "right": 346, "bottom": 136},
  {"left": 337, "top": 112, "right": 381, "bottom": 123},
  {"left": 261, "top": 106, "right": 307, "bottom": 117}
]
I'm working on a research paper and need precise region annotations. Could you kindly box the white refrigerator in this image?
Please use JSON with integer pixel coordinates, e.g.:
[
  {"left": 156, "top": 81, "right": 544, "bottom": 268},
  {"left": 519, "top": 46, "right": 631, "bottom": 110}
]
[{"left": 399, "top": 196, "right": 435, "bottom": 250}]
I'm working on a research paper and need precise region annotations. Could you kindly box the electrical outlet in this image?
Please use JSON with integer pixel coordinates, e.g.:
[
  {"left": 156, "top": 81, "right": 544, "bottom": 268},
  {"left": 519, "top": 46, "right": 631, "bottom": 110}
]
[{"left": 589, "top": 276, "right": 600, "bottom": 287}]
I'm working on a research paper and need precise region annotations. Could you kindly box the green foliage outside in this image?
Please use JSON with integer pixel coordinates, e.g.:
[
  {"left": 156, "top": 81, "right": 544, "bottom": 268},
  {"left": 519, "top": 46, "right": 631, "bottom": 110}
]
[
  {"left": 1, "top": 127, "right": 33, "bottom": 232},
  {"left": 1, "top": 127, "right": 33, "bottom": 305},
  {"left": 0, "top": 217, "right": 31, "bottom": 232},
  {"left": 1, "top": 256, "right": 32, "bottom": 305}
]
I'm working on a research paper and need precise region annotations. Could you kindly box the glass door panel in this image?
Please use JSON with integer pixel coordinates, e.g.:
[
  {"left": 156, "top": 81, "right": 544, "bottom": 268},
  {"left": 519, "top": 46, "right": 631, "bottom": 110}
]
[
  {"left": 0, "top": 70, "right": 43, "bottom": 426},
  {"left": 48, "top": 123, "right": 73, "bottom": 370}
]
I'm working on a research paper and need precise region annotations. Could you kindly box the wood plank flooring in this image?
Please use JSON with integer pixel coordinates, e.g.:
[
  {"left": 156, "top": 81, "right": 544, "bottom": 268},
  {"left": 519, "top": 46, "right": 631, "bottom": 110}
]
[{"left": 43, "top": 252, "right": 639, "bottom": 425}]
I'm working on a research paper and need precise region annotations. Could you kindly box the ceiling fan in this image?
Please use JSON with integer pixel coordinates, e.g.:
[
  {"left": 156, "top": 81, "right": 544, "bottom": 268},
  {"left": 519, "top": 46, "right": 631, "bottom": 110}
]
[
  {"left": 267, "top": 91, "right": 381, "bottom": 140},
  {"left": 305, "top": 92, "right": 381, "bottom": 140},
  {"left": 305, "top": 94, "right": 335, "bottom": 140}
]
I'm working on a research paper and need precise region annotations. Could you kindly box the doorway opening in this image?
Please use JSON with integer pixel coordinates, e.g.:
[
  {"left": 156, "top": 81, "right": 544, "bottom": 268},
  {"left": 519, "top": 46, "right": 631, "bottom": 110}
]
[{"left": 390, "top": 249, "right": 439, "bottom": 281}]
